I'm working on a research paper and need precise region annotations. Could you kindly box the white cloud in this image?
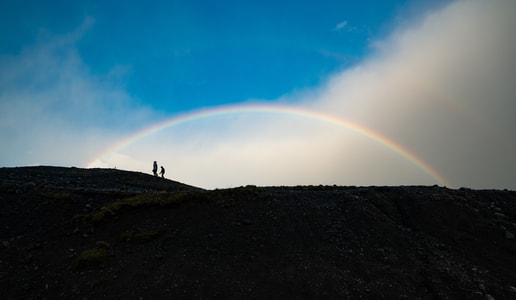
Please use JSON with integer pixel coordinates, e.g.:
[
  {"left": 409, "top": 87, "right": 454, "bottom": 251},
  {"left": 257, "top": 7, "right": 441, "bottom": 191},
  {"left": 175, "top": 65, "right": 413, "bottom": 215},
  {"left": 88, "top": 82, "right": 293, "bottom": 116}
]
[
  {"left": 335, "top": 20, "right": 348, "bottom": 31},
  {"left": 0, "top": 19, "right": 155, "bottom": 167},
  {"left": 317, "top": 0, "right": 516, "bottom": 189}
]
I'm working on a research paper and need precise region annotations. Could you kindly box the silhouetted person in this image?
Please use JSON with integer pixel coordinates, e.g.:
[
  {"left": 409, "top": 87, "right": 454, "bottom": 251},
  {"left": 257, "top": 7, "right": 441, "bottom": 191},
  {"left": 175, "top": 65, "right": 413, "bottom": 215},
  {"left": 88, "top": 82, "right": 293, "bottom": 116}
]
[
  {"left": 160, "top": 166, "right": 165, "bottom": 178},
  {"left": 152, "top": 161, "right": 158, "bottom": 176}
]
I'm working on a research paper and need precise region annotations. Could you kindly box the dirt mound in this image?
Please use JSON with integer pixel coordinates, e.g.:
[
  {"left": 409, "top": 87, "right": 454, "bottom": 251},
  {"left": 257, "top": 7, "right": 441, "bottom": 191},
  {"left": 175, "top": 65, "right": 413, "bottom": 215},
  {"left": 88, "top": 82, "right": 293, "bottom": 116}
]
[{"left": 1, "top": 166, "right": 515, "bottom": 299}]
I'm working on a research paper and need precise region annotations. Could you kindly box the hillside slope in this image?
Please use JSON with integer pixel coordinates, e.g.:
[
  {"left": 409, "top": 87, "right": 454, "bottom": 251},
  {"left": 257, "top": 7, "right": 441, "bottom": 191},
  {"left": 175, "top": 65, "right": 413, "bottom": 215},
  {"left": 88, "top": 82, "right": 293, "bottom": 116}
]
[{"left": 1, "top": 166, "right": 515, "bottom": 299}]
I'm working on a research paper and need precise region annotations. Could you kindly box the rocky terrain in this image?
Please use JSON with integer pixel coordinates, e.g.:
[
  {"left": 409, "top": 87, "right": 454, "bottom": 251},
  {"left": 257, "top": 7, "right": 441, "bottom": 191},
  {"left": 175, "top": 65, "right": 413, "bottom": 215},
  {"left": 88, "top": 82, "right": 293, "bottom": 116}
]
[{"left": 1, "top": 166, "right": 515, "bottom": 299}]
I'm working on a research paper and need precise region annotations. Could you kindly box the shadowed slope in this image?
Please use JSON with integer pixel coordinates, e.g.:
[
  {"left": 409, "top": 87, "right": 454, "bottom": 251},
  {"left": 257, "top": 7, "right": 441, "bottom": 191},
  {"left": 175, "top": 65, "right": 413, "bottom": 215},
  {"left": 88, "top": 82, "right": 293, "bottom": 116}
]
[{"left": 1, "top": 167, "right": 515, "bottom": 299}]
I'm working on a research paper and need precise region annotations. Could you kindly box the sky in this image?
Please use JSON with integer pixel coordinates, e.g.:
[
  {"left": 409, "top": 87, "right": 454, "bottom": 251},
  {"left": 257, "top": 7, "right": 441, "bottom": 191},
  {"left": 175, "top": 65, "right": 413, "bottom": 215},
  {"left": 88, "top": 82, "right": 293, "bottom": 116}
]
[{"left": 1, "top": 0, "right": 515, "bottom": 190}]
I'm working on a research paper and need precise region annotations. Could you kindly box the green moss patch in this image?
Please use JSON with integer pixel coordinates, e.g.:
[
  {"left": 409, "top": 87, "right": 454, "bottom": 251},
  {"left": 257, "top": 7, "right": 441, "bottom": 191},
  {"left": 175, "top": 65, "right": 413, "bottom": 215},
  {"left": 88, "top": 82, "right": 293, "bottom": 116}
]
[
  {"left": 120, "top": 229, "right": 160, "bottom": 243},
  {"left": 39, "top": 190, "right": 72, "bottom": 201},
  {"left": 89, "top": 191, "right": 200, "bottom": 222},
  {"left": 76, "top": 242, "right": 114, "bottom": 269}
]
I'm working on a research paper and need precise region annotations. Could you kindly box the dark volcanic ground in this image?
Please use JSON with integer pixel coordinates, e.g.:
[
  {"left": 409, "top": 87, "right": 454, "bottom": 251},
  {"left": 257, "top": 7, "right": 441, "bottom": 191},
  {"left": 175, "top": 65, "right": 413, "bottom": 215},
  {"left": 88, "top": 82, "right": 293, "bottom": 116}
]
[{"left": 1, "top": 166, "right": 516, "bottom": 299}]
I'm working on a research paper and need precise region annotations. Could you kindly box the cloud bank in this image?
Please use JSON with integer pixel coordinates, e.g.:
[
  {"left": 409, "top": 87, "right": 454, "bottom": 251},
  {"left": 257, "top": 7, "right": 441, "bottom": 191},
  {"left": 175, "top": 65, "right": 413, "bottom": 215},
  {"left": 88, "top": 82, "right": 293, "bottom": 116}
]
[
  {"left": 314, "top": 0, "right": 516, "bottom": 189},
  {"left": 2, "top": 0, "right": 515, "bottom": 189},
  {"left": 0, "top": 19, "right": 154, "bottom": 167}
]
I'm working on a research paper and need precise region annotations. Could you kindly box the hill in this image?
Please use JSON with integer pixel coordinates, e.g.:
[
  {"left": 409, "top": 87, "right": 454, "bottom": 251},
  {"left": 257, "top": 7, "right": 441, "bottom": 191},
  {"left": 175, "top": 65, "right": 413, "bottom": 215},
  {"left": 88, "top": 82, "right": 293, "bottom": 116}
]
[{"left": 1, "top": 166, "right": 515, "bottom": 299}]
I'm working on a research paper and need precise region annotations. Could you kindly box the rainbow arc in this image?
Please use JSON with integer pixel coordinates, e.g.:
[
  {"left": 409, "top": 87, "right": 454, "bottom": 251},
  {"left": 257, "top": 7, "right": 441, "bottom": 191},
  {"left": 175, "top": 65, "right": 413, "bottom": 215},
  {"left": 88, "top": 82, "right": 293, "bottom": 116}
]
[{"left": 87, "top": 103, "right": 447, "bottom": 186}]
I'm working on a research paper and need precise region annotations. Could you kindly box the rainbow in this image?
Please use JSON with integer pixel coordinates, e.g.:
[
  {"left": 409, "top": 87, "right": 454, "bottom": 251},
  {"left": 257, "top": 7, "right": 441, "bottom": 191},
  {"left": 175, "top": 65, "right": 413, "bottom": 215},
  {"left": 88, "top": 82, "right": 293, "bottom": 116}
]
[{"left": 87, "top": 103, "right": 448, "bottom": 186}]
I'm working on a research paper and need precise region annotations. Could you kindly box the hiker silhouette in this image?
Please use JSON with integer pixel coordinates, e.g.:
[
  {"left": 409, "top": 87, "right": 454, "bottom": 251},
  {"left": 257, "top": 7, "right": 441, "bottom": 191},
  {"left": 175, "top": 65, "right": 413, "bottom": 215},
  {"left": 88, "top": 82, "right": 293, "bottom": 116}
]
[
  {"left": 160, "top": 166, "right": 165, "bottom": 179},
  {"left": 152, "top": 161, "right": 158, "bottom": 176}
]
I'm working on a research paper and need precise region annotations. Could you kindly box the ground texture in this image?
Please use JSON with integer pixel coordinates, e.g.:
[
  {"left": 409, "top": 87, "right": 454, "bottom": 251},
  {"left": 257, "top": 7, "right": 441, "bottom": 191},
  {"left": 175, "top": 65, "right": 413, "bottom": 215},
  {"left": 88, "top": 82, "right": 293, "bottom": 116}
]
[{"left": 1, "top": 166, "right": 515, "bottom": 299}]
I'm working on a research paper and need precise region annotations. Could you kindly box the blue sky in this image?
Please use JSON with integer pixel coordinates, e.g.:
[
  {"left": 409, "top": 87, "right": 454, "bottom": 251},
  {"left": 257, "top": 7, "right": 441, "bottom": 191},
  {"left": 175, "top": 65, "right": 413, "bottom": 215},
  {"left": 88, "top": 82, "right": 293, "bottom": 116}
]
[
  {"left": 1, "top": 0, "right": 444, "bottom": 113},
  {"left": 1, "top": 0, "right": 515, "bottom": 189}
]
